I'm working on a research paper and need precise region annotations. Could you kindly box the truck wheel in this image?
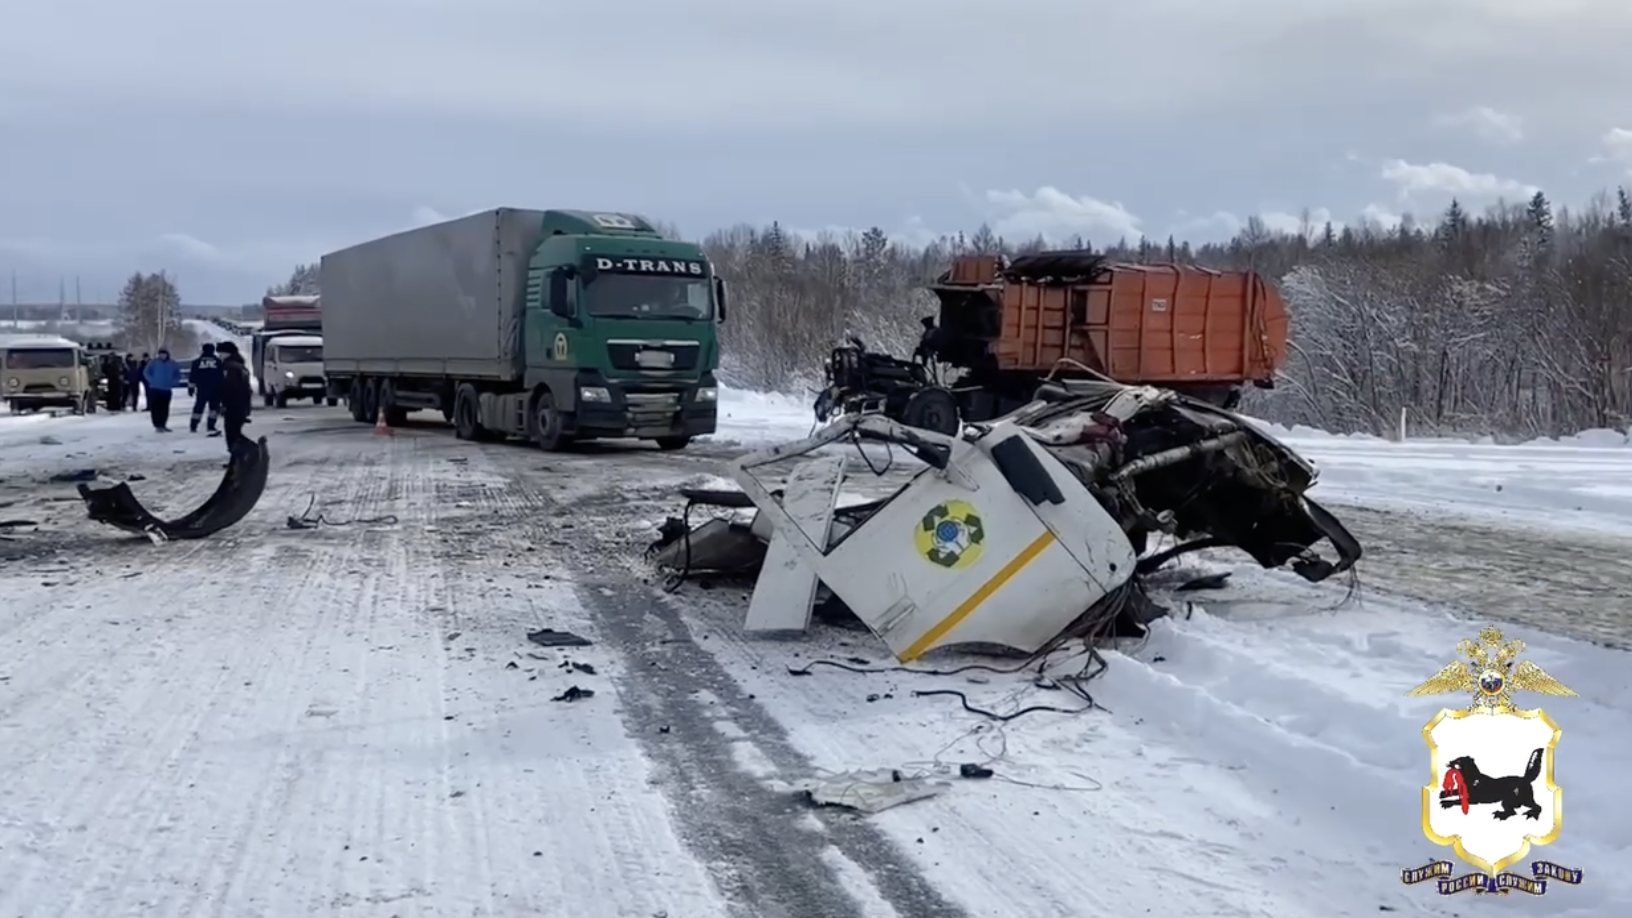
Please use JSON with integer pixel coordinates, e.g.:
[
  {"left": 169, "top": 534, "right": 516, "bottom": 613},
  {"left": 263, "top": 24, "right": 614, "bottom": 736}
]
[
  {"left": 275, "top": 391, "right": 288, "bottom": 408},
  {"left": 532, "top": 390, "right": 574, "bottom": 451},
  {"left": 83, "top": 394, "right": 96, "bottom": 415},
  {"left": 655, "top": 435, "right": 691, "bottom": 451},
  {"left": 326, "top": 397, "right": 339, "bottom": 407},
  {"left": 901, "top": 387, "right": 960, "bottom": 436},
  {"left": 263, "top": 391, "right": 274, "bottom": 407},
  {"left": 454, "top": 384, "right": 494, "bottom": 441},
  {"left": 361, "top": 379, "right": 380, "bottom": 423}
]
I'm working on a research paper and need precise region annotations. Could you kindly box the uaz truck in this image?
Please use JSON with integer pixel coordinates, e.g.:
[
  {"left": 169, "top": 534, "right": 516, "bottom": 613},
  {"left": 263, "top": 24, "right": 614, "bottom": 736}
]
[
  {"left": 253, "top": 295, "right": 326, "bottom": 404},
  {"left": 320, "top": 208, "right": 724, "bottom": 450}
]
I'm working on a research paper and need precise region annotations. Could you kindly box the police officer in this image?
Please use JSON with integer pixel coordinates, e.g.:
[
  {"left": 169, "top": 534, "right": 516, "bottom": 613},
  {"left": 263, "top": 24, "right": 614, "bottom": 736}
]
[
  {"left": 188, "top": 343, "right": 225, "bottom": 435},
  {"left": 216, "top": 341, "right": 253, "bottom": 450}
]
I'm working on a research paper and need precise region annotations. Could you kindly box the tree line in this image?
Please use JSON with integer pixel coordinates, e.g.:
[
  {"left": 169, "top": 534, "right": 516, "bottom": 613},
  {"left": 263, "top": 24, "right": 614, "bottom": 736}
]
[
  {"left": 267, "top": 188, "right": 1632, "bottom": 438},
  {"left": 694, "top": 190, "right": 1632, "bottom": 439}
]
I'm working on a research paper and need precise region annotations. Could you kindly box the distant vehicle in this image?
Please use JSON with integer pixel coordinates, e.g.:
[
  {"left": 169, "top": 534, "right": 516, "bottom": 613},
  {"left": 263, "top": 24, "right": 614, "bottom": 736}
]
[
  {"left": 251, "top": 295, "right": 321, "bottom": 400},
  {"left": 0, "top": 335, "right": 97, "bottom": 415},
  {"left": 320, "top": 208, "right": 725, "bottom": 451},
  {"left": 262, "top": 334, "right": 334, "bottom": 407}
]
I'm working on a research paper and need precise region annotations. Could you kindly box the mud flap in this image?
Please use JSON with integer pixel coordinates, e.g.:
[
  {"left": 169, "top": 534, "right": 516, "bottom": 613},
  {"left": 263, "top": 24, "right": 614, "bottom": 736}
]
[{"left": 76, "top": 436, "right": 271, "bottom": 539}]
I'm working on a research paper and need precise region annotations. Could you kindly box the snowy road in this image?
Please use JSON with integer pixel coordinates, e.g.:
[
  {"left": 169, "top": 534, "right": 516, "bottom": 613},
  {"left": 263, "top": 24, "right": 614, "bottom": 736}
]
[{"left": 1, "top": 407, "right": 1627, "bottom": 917}]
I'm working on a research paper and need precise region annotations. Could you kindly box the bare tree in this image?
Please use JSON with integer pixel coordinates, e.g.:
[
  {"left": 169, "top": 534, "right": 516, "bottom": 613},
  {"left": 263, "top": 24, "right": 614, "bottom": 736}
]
[{"left": 117, "top": 271, "right": 190, "bottom": 354}]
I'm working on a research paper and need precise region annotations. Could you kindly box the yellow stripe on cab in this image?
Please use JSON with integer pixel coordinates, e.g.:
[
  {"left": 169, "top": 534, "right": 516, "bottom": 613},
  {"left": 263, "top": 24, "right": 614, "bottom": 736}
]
[{"left": 899, "top": 528, "right": 1058, "bottom": 662}]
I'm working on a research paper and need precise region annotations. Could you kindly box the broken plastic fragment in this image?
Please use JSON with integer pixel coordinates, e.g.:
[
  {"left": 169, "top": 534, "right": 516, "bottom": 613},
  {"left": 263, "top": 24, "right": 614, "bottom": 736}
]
[{"left": 76, "top": 436, "right": 270, "bottom": 540}]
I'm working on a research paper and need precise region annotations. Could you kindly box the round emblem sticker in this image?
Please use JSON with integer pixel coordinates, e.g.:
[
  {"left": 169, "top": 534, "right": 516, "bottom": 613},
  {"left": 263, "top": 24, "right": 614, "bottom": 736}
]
[{"left": 914, "top": 499, "right": 986, "bottom": 570}]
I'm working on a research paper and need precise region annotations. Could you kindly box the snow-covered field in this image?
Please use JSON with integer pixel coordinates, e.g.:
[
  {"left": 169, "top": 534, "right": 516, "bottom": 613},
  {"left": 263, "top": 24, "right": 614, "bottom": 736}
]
[{"left": 1, "top": 371, "right": 1628, "bottom": 916}]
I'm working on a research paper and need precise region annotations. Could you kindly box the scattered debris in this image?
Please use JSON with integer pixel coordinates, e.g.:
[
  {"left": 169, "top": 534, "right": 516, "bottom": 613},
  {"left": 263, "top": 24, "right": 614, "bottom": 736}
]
[
  {"left": 527, "top": 628, "right": 591, "bottom": 648},
  {"left": 787, "top": 769, "right": 948, "bottom": 814},
  {"left": 37, "top": 435, "right": 61, "bottom": 445},
  {"left": 551, "top": 686, "right": 594, "bottom": 702},
  {"left": 77, "top": 437, "right": 271, "bottom": 540},
  {"left": 651, "top": 381, "right": 1361, "bottom": 666},
  {"left": 49, "top": 469, "right": 98, "bottom": 483}
]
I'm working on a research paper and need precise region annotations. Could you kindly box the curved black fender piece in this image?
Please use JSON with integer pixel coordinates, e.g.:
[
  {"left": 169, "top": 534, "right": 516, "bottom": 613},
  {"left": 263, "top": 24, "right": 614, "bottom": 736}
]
[{"left": 76, "top": 436, "right": 271, "bottom": 539}]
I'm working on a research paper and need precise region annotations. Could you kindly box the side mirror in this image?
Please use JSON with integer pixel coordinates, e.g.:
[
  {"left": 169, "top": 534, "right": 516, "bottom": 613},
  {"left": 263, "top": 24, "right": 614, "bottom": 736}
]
[
  {"left": 548, "top": 269, "right": 573, "bottom": 318},
  {"left": 714, "top": 277, "right": 728, "bottom": 323}
]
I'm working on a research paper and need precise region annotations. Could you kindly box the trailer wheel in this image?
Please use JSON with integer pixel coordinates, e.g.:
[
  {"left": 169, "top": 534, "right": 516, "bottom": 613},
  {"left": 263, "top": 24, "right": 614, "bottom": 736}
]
[
  {"left": 360, "top": 379, "right": 380, "bottom": 424},
  {"left": 326, "top": 397, "right": 339, "bottom": 407},
  {"left": 348, "top": 381, "right": 368, "bottom": 422},
  {"left": 901, "top": 387, "right": 960, "bottom": 436},
  {"left": 531, "top": 389, "right": 574, "bottom": 452}
]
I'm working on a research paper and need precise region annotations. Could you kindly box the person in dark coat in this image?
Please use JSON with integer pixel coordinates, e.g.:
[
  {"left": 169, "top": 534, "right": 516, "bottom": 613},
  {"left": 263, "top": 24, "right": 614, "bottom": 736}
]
[
  {"left": 216, "top": 341, "right": 253, "bottom": 450},
  {"left": 122, "top": 354, "right": 142, "bottom": 410},
  {"left": 142, "top": 348, "right": 183, "bottom": 432},
  {"left": 187, "top": 342, "right": 225, "bottom": 435},
  {"left": 103, "top": 356, "right": 124, "bottom": 411}
]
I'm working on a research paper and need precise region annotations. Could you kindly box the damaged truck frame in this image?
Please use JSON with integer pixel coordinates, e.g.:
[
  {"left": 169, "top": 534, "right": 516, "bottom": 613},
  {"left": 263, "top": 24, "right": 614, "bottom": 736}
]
[
  {"left": 654, "top": 377, "right": 1360, "bottom": 663},
  {"left": 815, "top": 251, "right": 1289, "bottom": 435}
]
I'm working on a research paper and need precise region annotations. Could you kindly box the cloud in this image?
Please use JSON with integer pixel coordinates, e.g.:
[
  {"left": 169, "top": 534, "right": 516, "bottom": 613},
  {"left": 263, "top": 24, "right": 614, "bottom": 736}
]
[
  {"left": 983, "top": 187, "right": 1142, "bottom": 243},
  {"left": 157, "top": 233, "right": 221, "bottom": 261},
  {"left": 1358, "top": 203, "right": 1404, "bottom": 230},
  {"left": 409, "top": 206, "right": 447, "bottom": 228},
  {"left": 1431, "top": 106, "right": 1524, "bottom": 144},
  {"left": 1379, "top": 158, "right": 1537, "bottom": 200},
  {"left": 1598, "top": 128, "right": 1632, "bottom": 171}
]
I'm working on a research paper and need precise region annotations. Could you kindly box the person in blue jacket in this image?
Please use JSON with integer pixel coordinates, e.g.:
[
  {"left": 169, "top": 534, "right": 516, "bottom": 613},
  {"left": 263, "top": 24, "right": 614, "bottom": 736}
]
[
  {"left": 142, "top": 348, "right": 183, "bottom": 432},
  {"left": 187, "top": 343, "right": 226, "bottom": 435}
]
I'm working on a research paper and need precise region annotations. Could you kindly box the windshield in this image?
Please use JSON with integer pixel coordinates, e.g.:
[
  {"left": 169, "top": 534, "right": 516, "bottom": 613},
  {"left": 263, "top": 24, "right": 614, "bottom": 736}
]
[
  {"left": 586, "top": 275, "right": 713, "bottom": 320},
  {"left": 274, "top": 345, "right": 323, "bottom": 363},
  {"left": 4, "top": 348, "right": 77, "bottom": 370}
]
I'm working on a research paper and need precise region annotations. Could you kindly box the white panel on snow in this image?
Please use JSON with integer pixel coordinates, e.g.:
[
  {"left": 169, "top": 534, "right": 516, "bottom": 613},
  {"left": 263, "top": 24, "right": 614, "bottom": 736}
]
[{"left": 744, "top": 456, "right": 845, "bottom": 633}]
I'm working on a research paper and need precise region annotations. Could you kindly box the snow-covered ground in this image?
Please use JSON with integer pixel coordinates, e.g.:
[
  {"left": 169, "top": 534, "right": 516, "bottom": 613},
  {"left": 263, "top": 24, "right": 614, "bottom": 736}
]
[{"left": 1, "top": 382, "right": 1627, "bottom": 915}]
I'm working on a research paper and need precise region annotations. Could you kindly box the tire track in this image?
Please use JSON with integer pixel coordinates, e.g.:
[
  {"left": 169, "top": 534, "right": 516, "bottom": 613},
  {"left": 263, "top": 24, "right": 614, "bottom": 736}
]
[
  {"left": 1323, "top": 503, "right": 1632, "bottom": 648},
  {"left": 469, "top": 450, "right": 967, "bottom": 918}
]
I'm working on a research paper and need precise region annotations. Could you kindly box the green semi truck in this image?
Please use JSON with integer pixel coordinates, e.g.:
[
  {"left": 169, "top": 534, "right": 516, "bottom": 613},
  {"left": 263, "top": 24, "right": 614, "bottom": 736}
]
[{"left": 320, "top": 208, "right": 724, "bottom": 450}]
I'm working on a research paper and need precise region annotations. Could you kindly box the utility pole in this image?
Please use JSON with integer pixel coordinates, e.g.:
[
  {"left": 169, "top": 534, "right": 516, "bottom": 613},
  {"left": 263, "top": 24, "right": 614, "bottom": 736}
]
[
  {"left": 74, "top": 276, "right": 81, "bottom": 325},
  {"left": 8, "top": 270, "right": 16, "bottom": 329},
  {"left": 58, "top": 278, "right": 66, "bottom": 325}
]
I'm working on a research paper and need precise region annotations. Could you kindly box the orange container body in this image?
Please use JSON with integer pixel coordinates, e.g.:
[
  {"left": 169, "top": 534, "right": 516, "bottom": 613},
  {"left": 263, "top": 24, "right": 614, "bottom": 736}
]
[{"left": 990, "top": 263, "right": 1288, "bottom": 385}]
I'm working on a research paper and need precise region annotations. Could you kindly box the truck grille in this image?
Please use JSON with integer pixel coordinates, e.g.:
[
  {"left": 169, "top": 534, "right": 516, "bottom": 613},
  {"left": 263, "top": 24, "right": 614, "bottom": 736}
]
[
  {"left": 625, "top": 391, "right": 682, "bottom": 426},
  {"left": 607, "top": 341, "right": 699, "bottom": 372}
]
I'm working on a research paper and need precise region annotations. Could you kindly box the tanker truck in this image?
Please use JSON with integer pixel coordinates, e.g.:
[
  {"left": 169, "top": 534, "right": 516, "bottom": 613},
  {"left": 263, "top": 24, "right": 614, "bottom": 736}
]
[{"left": 319, "top": 208, "right": 725, "bottom": 450}]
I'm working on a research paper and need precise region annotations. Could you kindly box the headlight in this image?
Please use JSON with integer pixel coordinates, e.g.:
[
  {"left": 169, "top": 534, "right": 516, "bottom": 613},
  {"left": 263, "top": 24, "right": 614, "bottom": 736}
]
[
  {"left": 284, "top": 371, "right": 295, "bottom": 379},
  {"left": 5, "top": 377, "right": 16, "bottom": 388},
  {"left": 695, "top": 387, "right": 717, "bottom": 403},
  {"left": 58, "top": 377, "right": 69, "bottom": 386},
  {"left": 579, "top": 387, "right": 611, "bottom": 403}
]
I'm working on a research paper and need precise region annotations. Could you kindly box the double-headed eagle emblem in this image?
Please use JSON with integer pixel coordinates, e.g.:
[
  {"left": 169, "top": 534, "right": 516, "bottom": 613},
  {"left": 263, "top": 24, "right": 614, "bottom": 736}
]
[{"left": 1407, "top": 626, "right": 1576, "bottom": 713}]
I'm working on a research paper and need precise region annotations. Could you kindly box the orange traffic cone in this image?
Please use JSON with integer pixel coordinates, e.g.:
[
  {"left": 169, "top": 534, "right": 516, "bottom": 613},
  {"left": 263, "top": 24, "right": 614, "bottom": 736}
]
[{"left": 374, "top": 406, "right": 393, "bottom": 437}]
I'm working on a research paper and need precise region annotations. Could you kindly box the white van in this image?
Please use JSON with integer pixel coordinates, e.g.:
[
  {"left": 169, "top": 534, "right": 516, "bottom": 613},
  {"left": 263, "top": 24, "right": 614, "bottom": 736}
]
[{"left": 262, "top": 335, "right": 335, "bottom": 407}]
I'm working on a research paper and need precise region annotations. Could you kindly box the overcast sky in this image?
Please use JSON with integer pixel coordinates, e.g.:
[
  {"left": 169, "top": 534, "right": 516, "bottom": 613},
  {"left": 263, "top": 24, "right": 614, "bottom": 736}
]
[{"left": 3, "top": 0, "right": 1631, "bottom": 304}]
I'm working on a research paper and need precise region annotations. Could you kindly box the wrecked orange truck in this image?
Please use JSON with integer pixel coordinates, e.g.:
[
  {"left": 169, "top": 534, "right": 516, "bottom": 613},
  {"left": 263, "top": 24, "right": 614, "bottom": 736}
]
[{"left": 815, "top": 251, "right": 1291, "bottom": 433}]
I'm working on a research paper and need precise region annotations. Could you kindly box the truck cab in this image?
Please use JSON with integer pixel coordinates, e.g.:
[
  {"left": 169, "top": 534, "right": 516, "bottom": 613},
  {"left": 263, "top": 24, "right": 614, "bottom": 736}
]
[
  {"left": 1, "top": 335, "right": 97, "bottom": 415},
  {"left": 262, "top": 335, "right": 333, "bottom": 407},
  {"left": 524, "top": 210, "right": 725, "bottom": 449}
]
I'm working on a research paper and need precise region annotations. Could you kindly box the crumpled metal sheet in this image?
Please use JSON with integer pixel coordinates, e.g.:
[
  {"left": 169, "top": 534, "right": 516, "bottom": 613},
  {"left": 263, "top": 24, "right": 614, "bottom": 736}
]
[{"left": 77, "top": 436, "right": 271, "bottom": 540}]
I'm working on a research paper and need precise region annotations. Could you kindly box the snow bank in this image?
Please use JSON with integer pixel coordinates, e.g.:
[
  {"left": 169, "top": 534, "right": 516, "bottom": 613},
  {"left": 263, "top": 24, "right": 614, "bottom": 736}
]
[
  {"left": 711, "top": 385, "right": 815, "bottom": 446},
  {"left": 1246, "top": 416, "right": 1630, "bottom": 449}
]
